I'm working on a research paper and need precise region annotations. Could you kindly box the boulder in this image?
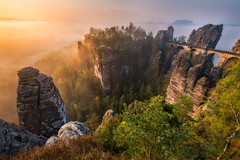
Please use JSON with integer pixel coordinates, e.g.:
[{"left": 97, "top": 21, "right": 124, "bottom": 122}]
[
  {"left": 17, "top": 67, "right": 69, "bottom": 138},
  {"left": 58, "top": 121, "right": 92, "bottom": 140},
  {"left": 96, "top": 109, "right": 115, "bottom": 131},
  {"left": 0, "top": 118, "right": 46, "bottom": 155},
  {"left": 187, "top": 24, "right": 223, "bottom": 49},
  {"left": 231, "top": 39, "right": 240, "bottom": 53},
  {"left": 45, "top": 136, "right": 58, "bottom": 147}
]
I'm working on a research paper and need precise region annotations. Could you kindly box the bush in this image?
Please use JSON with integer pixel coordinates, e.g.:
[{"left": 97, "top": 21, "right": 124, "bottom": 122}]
[
  {"left": 113, "top": 96, "right": 198, "bottom": 160},
  {"left": 95, "top": 117, "right": 121, "bottom": 153}
]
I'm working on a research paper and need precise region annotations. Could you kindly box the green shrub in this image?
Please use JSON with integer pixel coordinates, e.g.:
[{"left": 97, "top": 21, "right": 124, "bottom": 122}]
[
  {"left": 113, "top": 96, "right": 198, "bottom": 160},
  {"left": 95, "top": 117, "right": 121, "bottom": 153}
]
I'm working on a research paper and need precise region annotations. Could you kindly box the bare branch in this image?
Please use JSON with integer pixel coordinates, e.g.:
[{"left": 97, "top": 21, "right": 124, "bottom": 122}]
[
  {"left": 217, "top": 126, "right": 240, "bottom": 160},
  {"left": 217, "top": 81, "right": 240, "bottom": 160}
]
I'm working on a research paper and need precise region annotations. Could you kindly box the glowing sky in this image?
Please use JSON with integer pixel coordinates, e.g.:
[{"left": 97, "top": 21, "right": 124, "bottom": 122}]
[{"left": 1, "top": 0, "right": 240, "bottom": 24}]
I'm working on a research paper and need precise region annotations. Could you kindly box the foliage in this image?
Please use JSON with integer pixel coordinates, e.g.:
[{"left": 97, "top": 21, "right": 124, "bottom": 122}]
[
  {"left": 95, "top": 117, "right": 121, "bottom": 152},
  {"left": 172, "top": 36, "right": 186, "bottom": 43},
  {"left": 203, "top": 60, "right": 240, "bottom": 159},
  {"left": 174, "top": 96, "right": 193, "bottom": 123},
  {"left": 12, "top": 136, "right": 125, "bottom": 160},
  {"left": 177, "top": 36, "right": 186, "bottom": 43},
  {"left": 31, "top": 24, "right": 177, "bottom": 136},
  {"left": 112, "top": 96, "right": 203, "bottom": 160},
  {"left": 32, "top": 23, "right": 170, "bottom": 132}
]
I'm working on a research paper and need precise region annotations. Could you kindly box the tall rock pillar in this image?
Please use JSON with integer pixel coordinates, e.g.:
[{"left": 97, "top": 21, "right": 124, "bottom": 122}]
[{"left": 17, "top": 67, "right": 69, "bottom": 137}]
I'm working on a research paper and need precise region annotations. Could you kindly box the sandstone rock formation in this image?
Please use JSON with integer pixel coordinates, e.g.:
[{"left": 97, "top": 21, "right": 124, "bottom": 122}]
[
  {"left": 0, "top": 118, "right": 47, "bottom": 155},
  {"left": 153, "top": 45, "right": 183, "bottom": 75},
  {"left": 166, "top": 49, "right": 222, "bottom": 113},
  {"left": 17, "top": 67, "right": 69, "bottom": 138},
  {"left": 187, "top": 24, "right": 223, "bottom": 49},
  {"left": 45, "top": 121, "right": 91, "bottom": 147},
  {"left": 58, "top": 121, "right": 92, "bottom": 140},
  {"left": 96, "top": 109, "right": 115, "bottom": 132},
  {"left": 45, "top": 136, "right": 58, "bottom": 147},
  {"left": 155, "top": 26, "right": 174, "bottom": 49},
  {"left": 231, "top": 39, "right": 240, "bottom": 53},
  {"left": 94, "top": 45, "right": 129, "bottom": 91}
]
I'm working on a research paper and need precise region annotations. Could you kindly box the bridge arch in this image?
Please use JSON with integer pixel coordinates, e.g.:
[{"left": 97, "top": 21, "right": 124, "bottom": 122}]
[
  {"left": 223, "top": 57, "right": 239, "bottom": 69},
  {"left": 206, "top": 53, "right": 221, "bottom": 66},
  {"left": 166, "top": 42, "right": 240, "bottom": 67}
]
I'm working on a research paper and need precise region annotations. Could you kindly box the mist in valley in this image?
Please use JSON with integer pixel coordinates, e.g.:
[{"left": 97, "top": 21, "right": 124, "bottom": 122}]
[{"left": 0, "top": 21, "right": 84, "bottom": 123}]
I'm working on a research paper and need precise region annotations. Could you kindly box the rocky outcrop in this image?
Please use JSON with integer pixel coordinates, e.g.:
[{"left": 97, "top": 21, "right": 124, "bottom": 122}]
[
  {"left": 187, "top": 24, "right": 223, "bottom": 49},
  {"left": 94, "top": 46, "right": 116, "bottom": 91},
  {"left": 58, "top": 121, "right": 92, "bottom": 140},
  {"left": 231, "top": 39, "right": 240, "bottom": 53},
  {"left": 166, "top": 49, "right": 222, "bottom": 112},
  {"left": 153, "top": 45, "right": 183, "bottom": 75},
  {"left": 17, "top": 67, "right": 69, "bottom": 138},
  {"left": 45, "top": 136, "right": 58, "bottom": 147},
  {"left": 166, "top": 24, "right": 224, "bottom": 113},
  {"left": 45, "top": 121, "right": 92, "bottom": 147},
  {"left": 94, "top": 45, "right": 129, "bottom": 91},
  {"left": 155, "top": 26, "right": 174, "bottom": 49},
  {"left": 0, "top": 118, "right": 46, "bottom": 155},
  {"left": 92, "top": 26, "right": 173, "bottom": 91},
  {"left": 96, "top": 109, "right": 115, "bottom": 132}
]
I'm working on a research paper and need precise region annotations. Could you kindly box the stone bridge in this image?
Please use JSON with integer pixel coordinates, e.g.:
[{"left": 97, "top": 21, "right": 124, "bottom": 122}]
[{"left": 166, "top": 42, "right": 240, "bottom": 67}]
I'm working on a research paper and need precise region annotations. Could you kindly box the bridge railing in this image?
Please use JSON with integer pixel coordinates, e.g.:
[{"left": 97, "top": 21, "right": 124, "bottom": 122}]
[{"left": 166, "top": 41, "right": 240, "bottom": 56}]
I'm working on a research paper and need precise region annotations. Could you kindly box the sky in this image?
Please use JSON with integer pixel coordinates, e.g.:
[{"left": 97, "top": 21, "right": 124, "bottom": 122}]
[{"left": 1, "top": 0, "right": 240, "bottom": 25}]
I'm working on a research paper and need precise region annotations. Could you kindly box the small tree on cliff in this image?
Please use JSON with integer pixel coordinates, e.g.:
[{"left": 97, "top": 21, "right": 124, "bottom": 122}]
[{"left": 177, "top": 35, "right": 186, "bottom": 43}]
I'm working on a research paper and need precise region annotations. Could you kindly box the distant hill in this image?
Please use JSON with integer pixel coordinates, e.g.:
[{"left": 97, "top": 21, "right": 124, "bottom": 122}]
[{"left": 172, "top": 20, "right": 193, "bottom": 25}]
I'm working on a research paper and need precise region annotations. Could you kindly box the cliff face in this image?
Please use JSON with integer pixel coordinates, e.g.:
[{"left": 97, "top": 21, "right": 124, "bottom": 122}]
[
  {"left": 77, "top": 24, "right": 227, "bottom": 114},
  {"left": 231, "top": 39, "right": 240, "bottom": 53},
  {"left": 92, "top": 27, "right": 173, "bottom": 91},
  {"left": 154, "top": 26, "right": 174, "bottom": 49},
  {"left": 165, "top": 49, "right": 222, "bottom": 111},
  {"left": 0, "top": 118, "right": 46, "bottom": 155},
  {"left": 166, "top": 24, "right": 224, "bottom": 114},
  {"left": 187, "top": 24, "right": 223, "bottom": 48},
  {"left": 94, "top": 45, "right": 129, "bottom": 91},
  {"left": 17, "top": 67, "right": 69, "bottom": 137},
  {"left": 152, "top": 46, "right": 182, "bottom": 75}
]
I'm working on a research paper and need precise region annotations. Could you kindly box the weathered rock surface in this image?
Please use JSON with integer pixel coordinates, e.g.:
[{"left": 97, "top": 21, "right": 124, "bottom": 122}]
[
  {"left": 0, "top": 118, "right": 47, "bottom": 155},
  {"left": 165, "top": 24, "right": 225, "bottom": 113},
  {"left": 96, "top": 109, "right": 115, "bottom": 131},
  {"left": 187, "top": 24, "right": 223, "bottom": 49},
  {"left": 58, "top": 121, "right": 92, "bottom": 140},
  {"left": 153, "top": 45, "right": 183, "bottom": 75},
  {"left": 17, "top": 67, "right": 69, "bottom": 138},
  {"left": 44, "top": 121, "right": 91, "bottom": 146},
  {"left": 92, "top": 26, "right": 173, "bottom": 91},
  {"left": 45, "top": 136, "right": 58, "bottom": 147},
  {"left": 166, "top": 49, "right": 222, "bottom": 112},
  {"left": 154, "top": 26, "right": 174, "bottom": 49},
  {"left": 94, "top": 45, "right": 129, "bottom": 91},
  {"left": 231, "top": 39, "right": 240, "bottom": 53}
]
